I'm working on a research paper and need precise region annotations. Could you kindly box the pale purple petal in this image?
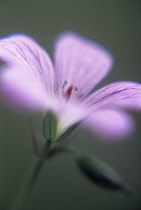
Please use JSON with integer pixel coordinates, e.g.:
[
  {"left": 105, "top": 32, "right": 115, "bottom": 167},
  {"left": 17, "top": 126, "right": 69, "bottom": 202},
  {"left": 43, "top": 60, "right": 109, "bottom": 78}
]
[
  {"left": 83, "top": 109, "right": 135, "bottom": 140},
  {"left": 83, "top": 82, "right": 141, "bottom": 112},
  {"left": 54, "top": 32, "right": 113, "bottom": 99},
  {"left": 0, "top": 66, "right": 49, "bottom": 110},
  {"left": 54, "top": 101, "right": 87, "bottom": 131},
  {"left": 43, "top": 99, "right": 87, "bottom": 136},
  {"left": 0, "top": 34, "right": 55, "bottom": 110}
]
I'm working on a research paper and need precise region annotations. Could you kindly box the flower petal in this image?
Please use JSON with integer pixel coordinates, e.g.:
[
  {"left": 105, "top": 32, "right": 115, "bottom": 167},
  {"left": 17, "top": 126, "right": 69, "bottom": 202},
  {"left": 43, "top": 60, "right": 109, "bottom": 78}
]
[
  {"left": 83, "top": 82, "right": 141, "bottom": 112},
  {"left": 83, "top": 109, "right": 135, "bottom": 140},
  {"left": 54, "top": 32, "right": 113, "bottom": 99},
  {"left": 51, "top": 100, "right": 87, "bottom": 132},
  {"left": 0, "top": 34, "right": 55, "bottom": 110}
]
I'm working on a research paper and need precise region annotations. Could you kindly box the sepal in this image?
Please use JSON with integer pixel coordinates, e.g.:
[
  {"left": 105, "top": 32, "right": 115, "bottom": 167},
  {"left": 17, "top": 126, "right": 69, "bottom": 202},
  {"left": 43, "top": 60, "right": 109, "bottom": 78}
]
[{"left": 42, "top": 111, "right": 58, "bottom": 141}]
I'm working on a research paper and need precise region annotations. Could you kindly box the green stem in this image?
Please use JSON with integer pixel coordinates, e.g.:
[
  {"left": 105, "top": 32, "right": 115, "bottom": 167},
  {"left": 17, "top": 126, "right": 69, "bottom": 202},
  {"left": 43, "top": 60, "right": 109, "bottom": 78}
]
[
  {"left": 46, "top": 145, "right": 82, "bottom": 160},
  {"left": 10, "top": 140, "right": 52, "bottom": 210},
  {"left": 10, "top": 157, "right": 46, "bottom": 210},
  {"left": 9, "top": 143, "right": 79, "bottom": 210}
]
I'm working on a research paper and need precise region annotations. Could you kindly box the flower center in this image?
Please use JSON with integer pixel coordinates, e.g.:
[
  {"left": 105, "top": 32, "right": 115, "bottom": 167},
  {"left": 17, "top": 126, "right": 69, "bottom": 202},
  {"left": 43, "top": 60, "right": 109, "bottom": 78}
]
[{"left": 62, "top": 80, "right": 78, "bottom": 101}]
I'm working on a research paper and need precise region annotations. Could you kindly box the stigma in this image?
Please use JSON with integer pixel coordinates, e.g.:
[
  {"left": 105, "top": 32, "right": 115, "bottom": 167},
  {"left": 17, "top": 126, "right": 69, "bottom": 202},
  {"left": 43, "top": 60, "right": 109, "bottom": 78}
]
[
  {"left": 65, "top": 85, "right": 74, "bottom": 101},
  {"left": 62, "top": 80, "right": 78, "bottom": 101}
]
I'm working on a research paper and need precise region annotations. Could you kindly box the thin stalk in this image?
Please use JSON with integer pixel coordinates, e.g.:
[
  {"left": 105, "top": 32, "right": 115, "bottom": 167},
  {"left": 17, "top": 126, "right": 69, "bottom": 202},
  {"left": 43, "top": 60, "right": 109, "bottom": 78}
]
[
  {"left": 10, "top": 157, "right": 45, "bottom": 210},
  {"left": 10, "top": 140, "right": 52, "bottom": 210},
  {"left": 46, "top": 145, "right": 82, "bottom": 159},
  {"left": 9, "top": 143, "right": 80, "bottom": 210}
]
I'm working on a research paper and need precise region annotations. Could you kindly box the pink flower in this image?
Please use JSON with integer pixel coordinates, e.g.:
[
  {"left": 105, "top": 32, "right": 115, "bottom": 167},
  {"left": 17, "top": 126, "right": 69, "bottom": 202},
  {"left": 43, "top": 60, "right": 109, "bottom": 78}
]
[{"left": 0, "top": 32, "right": 141, "bottom": 141}]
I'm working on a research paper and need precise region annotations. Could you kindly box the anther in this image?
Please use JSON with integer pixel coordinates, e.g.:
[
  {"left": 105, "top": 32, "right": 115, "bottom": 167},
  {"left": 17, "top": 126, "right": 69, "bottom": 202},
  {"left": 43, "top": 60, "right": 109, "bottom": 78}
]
[
  {"left": 62, "top": 80, "right": 67, "bottom": 89},
  {"left": 78, "top": 93, "right": 84, "bottom": 99},
  {"left": 75, "top": 87, "right": 78, "bottom": 91}
]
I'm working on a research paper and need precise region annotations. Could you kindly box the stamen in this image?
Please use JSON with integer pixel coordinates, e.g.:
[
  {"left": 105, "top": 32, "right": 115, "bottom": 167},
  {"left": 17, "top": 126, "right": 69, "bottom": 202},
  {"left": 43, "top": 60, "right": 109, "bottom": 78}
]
[
  {"left": 78, "top": 93, "right": 84, "bottom": 99},
  {"left": 75, "top": 87, "right": 78, "bottom": 91},
  {"left": 65, "top": 85, "right": 73, "bottom": 101},
  {"left": 62, "top": 80, "right": 67, "bottom": 89}
]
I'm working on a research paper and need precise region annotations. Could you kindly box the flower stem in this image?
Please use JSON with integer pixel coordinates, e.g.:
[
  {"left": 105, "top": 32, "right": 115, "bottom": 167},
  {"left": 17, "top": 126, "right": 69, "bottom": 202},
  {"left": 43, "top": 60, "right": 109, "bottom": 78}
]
[
  {"left": 9, "top": 143, "right": 79, "bottom": 210},
  {"left": 10, "top": 140, "right": 52, "bottom": 210},
  {"left": 10, "top": 157, "right": 46, "bottom": 210}
]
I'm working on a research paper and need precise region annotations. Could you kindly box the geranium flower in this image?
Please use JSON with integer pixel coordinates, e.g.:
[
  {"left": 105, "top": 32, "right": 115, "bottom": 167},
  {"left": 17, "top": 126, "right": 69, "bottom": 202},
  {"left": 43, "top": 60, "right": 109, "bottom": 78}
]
[{"left": 0, "top": 32, "right": 141, "bottom": 141}]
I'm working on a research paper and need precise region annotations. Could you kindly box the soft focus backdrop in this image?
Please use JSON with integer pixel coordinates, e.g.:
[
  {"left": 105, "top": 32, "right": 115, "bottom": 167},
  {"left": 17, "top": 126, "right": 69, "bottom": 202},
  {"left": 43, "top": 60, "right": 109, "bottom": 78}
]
[{"left": 0, "top": 0, "right": 141, "bottom": 209}]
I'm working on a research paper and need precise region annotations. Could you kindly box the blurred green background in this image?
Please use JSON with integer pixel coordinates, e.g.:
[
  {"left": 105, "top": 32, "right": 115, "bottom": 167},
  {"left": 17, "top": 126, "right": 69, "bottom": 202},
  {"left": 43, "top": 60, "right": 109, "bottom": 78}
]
[{"left": 0, "top": 0, "right": 141, "bottom": 209}]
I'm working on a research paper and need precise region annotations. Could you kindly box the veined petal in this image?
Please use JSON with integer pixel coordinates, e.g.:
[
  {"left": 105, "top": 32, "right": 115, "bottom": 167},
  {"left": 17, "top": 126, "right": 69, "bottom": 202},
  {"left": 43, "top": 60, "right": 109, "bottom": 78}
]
[
  {"left": 83, "top": 82, "right": 141, "bottom": 112},
  {"left": 0, "top": 34, "right": 55, "bottom": 110},
  {"left": 54, "top": 32, "right": 113, "bottom": 99},
  {"left": 83, "top": 109, "right": 135, "bottom": 140}
]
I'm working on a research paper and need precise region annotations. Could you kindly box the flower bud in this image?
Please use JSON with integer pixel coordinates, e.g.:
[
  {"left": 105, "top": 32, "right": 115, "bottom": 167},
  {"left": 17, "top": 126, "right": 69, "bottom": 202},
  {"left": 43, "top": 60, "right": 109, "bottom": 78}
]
[{"left": 77, "top": 155, "right": 132, "bottom": 193}]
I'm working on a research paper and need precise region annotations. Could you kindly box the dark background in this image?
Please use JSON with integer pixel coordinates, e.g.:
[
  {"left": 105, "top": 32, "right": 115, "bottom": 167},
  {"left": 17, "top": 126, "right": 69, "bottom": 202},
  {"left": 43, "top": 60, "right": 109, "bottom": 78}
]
[{"left": 0, "top": 0, "right": 141, "bottom": 209}]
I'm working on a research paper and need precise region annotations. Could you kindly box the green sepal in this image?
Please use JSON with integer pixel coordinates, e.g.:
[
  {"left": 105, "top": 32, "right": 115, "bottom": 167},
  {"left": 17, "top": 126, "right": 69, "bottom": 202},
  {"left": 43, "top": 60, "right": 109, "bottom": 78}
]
[
  {"left": 53, "top": 122, "right": 80, "bottom": 142},
  {"left": 77, "top": 155, "right": 131, "bottom": 193},
  {"left": 42, "top": 111, "right": 58, "bottom": 141}
]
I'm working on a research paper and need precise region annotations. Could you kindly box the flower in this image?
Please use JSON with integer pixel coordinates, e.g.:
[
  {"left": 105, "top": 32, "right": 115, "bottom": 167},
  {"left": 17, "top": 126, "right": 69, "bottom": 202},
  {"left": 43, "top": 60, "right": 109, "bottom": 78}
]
[{"left": 0, "top": 32, "right": 141, "bottom": 141}]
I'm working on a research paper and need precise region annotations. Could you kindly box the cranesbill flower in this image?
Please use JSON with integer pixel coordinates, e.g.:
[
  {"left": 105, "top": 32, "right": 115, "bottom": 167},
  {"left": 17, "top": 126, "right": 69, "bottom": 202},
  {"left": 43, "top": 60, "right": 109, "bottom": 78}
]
[{"left": 0, "top": 32, "right": 141, "bottom": 141}]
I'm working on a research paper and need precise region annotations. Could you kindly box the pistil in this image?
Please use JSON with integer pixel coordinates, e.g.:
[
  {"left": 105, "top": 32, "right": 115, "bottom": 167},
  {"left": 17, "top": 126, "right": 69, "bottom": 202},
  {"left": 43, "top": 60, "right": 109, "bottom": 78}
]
[{"left": 65, "top": 85, "right": 74, "bottom": 101}]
